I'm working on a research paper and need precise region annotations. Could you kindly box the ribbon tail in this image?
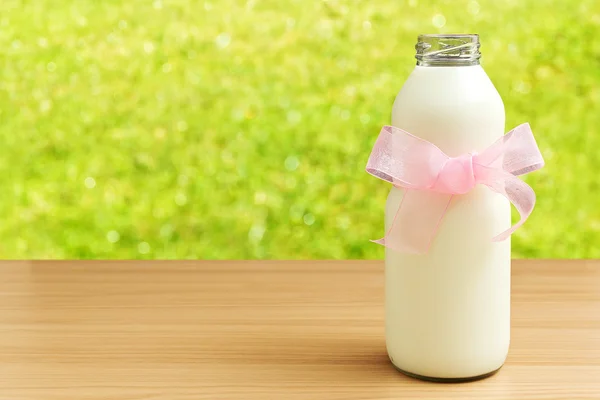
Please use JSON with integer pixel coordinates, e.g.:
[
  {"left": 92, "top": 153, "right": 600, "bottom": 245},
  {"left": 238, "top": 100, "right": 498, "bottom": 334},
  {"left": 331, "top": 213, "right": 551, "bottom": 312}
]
[
  {"left": 485, "top": 173, "right": 537, "bottom": 241},
  {"left": 373, "top": 189, "right": 453, "bottom": 254}
]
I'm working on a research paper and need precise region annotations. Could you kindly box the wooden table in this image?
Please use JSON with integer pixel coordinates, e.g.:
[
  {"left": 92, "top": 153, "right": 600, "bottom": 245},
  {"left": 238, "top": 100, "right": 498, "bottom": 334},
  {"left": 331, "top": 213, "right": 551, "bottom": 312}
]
[{"left": 0, "top": 260, "right": 599, "bottom": 399}]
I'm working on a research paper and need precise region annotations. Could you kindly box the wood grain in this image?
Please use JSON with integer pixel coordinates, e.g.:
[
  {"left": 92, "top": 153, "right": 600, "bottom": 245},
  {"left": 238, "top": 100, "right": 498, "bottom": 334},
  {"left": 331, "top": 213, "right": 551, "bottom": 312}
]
[{"left": 0, "top": 260, "right": 598, "bottom": 399}]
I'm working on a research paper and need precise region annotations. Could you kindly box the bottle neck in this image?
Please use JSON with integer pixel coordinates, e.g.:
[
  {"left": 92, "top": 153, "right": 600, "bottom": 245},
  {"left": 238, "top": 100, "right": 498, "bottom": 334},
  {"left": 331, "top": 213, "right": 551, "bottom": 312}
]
[{"left": 415, "top": 34, "right": 481, "bottom": 67}]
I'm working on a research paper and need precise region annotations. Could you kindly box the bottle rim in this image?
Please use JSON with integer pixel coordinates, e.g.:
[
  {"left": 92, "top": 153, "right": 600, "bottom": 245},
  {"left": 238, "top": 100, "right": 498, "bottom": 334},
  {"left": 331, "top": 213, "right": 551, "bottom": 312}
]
[{"left": 416, "top": 34, "right": 481, "bottom": 66}]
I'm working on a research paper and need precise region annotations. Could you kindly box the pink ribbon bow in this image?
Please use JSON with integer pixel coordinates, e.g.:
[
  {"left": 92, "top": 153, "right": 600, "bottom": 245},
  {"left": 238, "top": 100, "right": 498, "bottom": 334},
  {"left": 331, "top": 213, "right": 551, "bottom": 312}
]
[{"left": 366, "top": 123, "right": 544, "bottom": 254}]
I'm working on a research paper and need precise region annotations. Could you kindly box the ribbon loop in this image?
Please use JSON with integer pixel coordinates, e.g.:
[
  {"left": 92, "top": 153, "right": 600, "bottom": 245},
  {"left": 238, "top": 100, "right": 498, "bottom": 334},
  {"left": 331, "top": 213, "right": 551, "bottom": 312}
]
[{"left": 366, "top": 123, "right": 544, "bottom": 254}]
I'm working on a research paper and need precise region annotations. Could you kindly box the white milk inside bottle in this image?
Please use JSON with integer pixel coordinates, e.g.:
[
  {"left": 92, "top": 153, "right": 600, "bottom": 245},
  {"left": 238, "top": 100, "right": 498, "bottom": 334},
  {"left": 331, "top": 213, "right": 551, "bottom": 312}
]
[{"left": 385, "top": 34, "right": 511, "bottom": 381}]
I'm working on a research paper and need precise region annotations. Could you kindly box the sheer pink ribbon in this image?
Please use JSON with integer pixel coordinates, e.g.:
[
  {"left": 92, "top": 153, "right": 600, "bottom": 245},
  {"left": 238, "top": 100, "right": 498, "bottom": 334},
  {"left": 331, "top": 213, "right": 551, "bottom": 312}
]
[{"left": 366, "top": 123, "right": 544, "bottom": 254}]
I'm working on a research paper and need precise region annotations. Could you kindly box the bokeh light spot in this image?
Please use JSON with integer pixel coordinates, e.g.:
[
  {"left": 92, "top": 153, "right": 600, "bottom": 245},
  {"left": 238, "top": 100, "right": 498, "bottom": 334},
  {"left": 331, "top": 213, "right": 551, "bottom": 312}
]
[
  {"left": 84, "top": 177, "right": 96, "bottom": 189},
  {"left": 248, "top": 224, "right": 266, "bottom": 243},
  {"left": 39, "top": 99, "right": 53, "bottom": 113},
  {"left": 284, "top": 155, "right": 300, "bottom": 171},
  {"left": 303, "top": 213, "right": 315, "bottom": 226},
  {"left": 178, "top": 174, "right": 189, "bottom": 186},
  {"left": 535, "top": 66, "right": 553, "bottom": 80},
  {"left": 138, "top": 242, "right": 151, "bottom": 254},
  {"left": 290, "top": 204, "right": 304, "bottom": 221},
  {"left": 336, "top": 215, "right": 350, "bottom": 229},
  {"left": 468, "top": 1, "right": 480, "bottom": 15},
  {"left": 175, "top": 192, "right": 188, "bottom": 206},
  {"left": 107, "top": 230, "right": 120, "bottom": 243},
  {"left": 513, "top": 80, "right": 531, "bottom": 94},
  {"left": 176, "top": 120, "right": 188, "bottom": 132},
  {"left": 154, "top": 127, "right": 166, "bottom": 139},
  {"left": 215, "top": 33, "right": 231, "bottom": 49},
  {"left": 143, "top": 41, "right": 155, "bottom": 54},
  {"left": 254, "top": 192, "right": 267, "bottom": 205},
  {"left": 287, "top": 110, "right": 302, "bottom": 124},
  {"left": 160, "top": 224, "right": 174, "bottom": 238},
  {"left": 432, "top": 14, "right": 446, "bottom": 29}
]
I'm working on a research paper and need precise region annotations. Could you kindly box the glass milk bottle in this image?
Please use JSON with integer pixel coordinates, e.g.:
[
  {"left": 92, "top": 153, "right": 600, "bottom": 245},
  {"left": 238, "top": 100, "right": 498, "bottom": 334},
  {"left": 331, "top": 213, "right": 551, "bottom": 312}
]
[{"left": 385, "top": 34, "right": 511, "bottom": 381}]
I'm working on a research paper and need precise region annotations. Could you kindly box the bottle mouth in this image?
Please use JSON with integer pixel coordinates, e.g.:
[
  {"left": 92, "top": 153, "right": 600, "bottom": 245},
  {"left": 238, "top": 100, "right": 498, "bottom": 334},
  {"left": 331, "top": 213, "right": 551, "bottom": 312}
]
[{"left": 415, "top": 34, "right": 481, "bottom": 66}]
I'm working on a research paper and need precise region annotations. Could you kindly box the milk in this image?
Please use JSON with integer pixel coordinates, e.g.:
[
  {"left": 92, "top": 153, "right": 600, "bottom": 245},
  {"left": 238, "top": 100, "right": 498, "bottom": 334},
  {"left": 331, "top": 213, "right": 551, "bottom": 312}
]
[{"left": 385, "top": 35, "right": 511, "bottom": 380}]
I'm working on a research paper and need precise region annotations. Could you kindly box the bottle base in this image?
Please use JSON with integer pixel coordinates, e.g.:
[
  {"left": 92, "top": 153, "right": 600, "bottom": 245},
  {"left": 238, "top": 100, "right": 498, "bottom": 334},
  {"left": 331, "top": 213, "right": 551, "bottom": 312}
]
[{"left": 392, "top": 363, "right": 502, "bottom": 383}]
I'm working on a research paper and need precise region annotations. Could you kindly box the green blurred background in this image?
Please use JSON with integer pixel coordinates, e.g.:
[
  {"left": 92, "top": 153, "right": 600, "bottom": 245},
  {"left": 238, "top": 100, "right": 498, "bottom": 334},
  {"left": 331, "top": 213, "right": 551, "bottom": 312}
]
[{"left": 0, "top": 0, "right": 598, "bottom": 259}]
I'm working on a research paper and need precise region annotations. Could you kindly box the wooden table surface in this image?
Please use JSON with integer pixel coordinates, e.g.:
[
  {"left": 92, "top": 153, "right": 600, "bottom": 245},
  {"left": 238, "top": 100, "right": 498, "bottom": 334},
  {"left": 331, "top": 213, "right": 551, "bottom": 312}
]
[{"left": 0, "top": 260, "right": 599, "bottom": 399}]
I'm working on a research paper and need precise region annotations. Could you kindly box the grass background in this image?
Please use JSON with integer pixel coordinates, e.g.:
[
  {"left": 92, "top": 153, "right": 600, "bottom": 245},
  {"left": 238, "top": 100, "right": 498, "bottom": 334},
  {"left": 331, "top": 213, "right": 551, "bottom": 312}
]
[{"left": 0, "top": 0, "right": 598, "bottom": 259}]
